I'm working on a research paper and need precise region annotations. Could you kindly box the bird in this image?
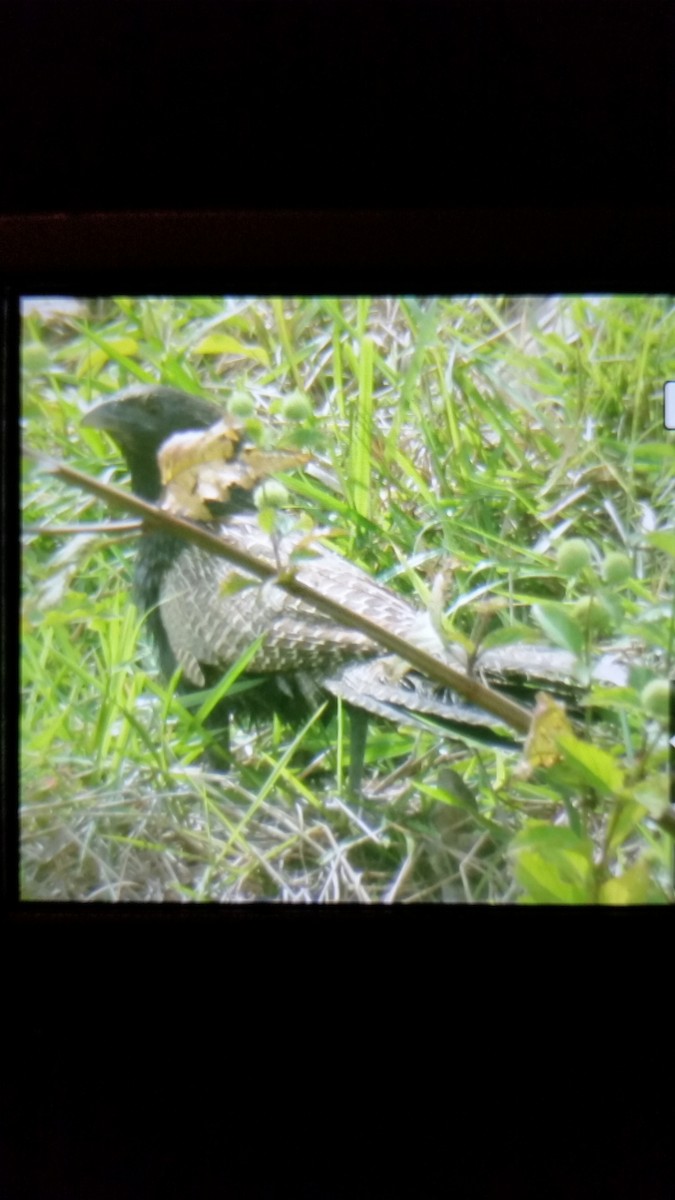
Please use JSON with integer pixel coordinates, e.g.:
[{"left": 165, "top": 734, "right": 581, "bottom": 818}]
[{"left": 81, "top": 385, "right": 625, "bottom": 788}]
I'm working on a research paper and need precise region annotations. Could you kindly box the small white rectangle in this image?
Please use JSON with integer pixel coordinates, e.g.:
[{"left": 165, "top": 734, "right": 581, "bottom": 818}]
[{"left": 666, "top": 381, "right": 675, "bottom": 429}]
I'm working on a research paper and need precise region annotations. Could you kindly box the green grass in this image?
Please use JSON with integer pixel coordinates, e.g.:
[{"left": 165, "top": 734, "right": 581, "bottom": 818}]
[{"left": 20, "top": 294, "right": 675, "bottom": 902}]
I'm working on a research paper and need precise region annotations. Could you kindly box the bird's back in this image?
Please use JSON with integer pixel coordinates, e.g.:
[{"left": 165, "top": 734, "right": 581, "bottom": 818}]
[{"left": 144, "top": 512, "right": 445, "bottom": 681}]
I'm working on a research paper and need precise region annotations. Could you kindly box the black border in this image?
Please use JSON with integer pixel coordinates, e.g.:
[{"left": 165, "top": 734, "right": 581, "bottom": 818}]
[
  {"left": 4, "top": 0, "right": 674, "bottom": 1189},
  {"left": 2, "top": 207, "right": 674, "bottom": 294}
]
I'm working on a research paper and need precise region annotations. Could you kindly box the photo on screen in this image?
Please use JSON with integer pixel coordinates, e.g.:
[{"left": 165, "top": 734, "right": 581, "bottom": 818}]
[{"left": 20, "top": 295, "right": 675, "bottom": 903}]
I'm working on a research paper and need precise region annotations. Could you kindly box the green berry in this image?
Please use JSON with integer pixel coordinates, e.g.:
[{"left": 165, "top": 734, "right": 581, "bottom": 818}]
[
  {"left": 227, "top": 390, "right": 255, "bottom": 418},
  {"left": 557, "top": 538, "right": 592, "bottom": 576},
  {"left": 23, "top": 343, "right": 51, "bottom": 373},
  {"left": 601, "top": 552, "right": 632, "bottom": 586},
  {"left": 640, "top": 679, "right": 670, "bottom": 721},
  {"left": 282, "top": 392, "right": 313, "bottom": 421},
  {"left": 570, "top": 595, "right": 614, "bottom": 635}
]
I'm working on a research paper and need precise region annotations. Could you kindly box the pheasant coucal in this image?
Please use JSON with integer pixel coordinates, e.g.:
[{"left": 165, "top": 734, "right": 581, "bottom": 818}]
[{"left": 81, "top": 386, "right": 624, "bottom": 787}]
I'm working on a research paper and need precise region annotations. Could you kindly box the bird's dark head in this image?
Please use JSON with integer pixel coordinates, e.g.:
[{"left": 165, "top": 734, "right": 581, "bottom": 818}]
[{"left": 82, "top": 385, "right": 225, "bottom": 500}]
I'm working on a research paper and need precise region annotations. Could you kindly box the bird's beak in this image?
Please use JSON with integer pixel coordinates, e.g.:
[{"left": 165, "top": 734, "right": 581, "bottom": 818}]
[{"left": 81, "top": 399, "right": 118, "bottom": 430}]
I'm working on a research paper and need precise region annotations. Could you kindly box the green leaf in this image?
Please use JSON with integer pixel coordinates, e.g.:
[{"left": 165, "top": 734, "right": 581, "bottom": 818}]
[
  {"left": 645, "top": 531, "right": 675, "bottom": 557},
  {"left": 74, "top": 336, "right": 140, "bottom": 379},
  {"left": 194, "top": 334, "right": 270, "bottom": 365},
  {"left": 193, "top": 634, "right": 266, "bottom": 723},
  {"left": 350, "top": 333, "right": 373, "bottom": 518},
  {"left": 256, "top": 506, "right": 279, "bottom": 535},
  {"left": 479, "top": 623, "right": 539, "bottom": 650},
  {"left": 607, "top": 799, "right": 647, "bottom": 853},
  {"left": 427, "top": 768, "right": 479, "bottom": 813},
  {"left": 627, "top": 775, "right": 670, "bottom": 821},
  {"left": 509, "top": 822, "right": 596, "bottom": 904},
  {"left": 633, "top": 443, "right": 675, "bottom": 464},
  {"left": 531, "top": 602, "right": 584, "bottom": 656},
  {"left": 513, "top": 852, "right": 594, "bottom": 904},
  {"left": 599, "top": 861, "right": 652, "bottom": 905},
  {"left": 219, "top": 573, "right": 257, "bottom": 597},
  {"left": 556, "top": 733, "right": 625, "bottom": 796},
  {"left": 77, "top": 327, "right": 151, "bottom": 381}
]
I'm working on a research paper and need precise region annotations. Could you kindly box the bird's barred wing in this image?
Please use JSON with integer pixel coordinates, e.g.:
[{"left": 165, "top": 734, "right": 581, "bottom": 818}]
[
  {"left": 155, "top": 515, "right": 469, "bottom": 686},
  {"left": 157, "top": 537, "right": 397, "bottom": 685}
]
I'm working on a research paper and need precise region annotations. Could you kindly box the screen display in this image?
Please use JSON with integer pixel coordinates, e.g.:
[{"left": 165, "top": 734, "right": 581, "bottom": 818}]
[{"left": 20, "top": 295, "right": 675, "bottom": 903}]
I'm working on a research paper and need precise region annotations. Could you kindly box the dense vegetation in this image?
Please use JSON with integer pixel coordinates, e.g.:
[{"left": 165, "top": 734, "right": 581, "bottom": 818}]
[{"left": 21, "top": 295, "right": 675, "bottom": 902}]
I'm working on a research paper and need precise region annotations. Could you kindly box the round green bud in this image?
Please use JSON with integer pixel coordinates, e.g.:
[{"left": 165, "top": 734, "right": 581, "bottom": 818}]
[
  {"left": 601, "top": 552, "right": 632, "bottom": 586},
  {"left": 556, "top": 538, "right": 592, "bottom": 576},
  {"left": 640, "top": 679, "right": 670, "bottom": 721},
  {"left": 254, "top": 480, "right": 290, "bottom": 510},
  {"left": 570, "top": 595, "right": 614, "bottom": 636},
  {"left": 227, "top": 390, "right": 256, "bottom": 418},
  {"left": 282, "top": 392, "right": 313, "bottom": 421},
  {"left": 23, "top": 343, "right": 51, "bottom": 373}
]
